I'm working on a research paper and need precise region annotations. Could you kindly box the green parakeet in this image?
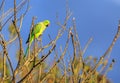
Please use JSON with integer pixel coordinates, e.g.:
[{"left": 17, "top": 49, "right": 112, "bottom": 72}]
[{"left": 24, "top": 20, "right": 50, "bottom": 57}]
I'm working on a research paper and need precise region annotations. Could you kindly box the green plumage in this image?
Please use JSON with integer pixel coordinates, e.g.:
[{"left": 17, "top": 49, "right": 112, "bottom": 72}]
[{"left": 24, "top": 20, "right": 50, "bottom": 57}]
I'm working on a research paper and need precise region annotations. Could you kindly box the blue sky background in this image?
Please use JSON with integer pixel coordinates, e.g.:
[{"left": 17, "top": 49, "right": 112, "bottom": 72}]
[{"left": 1, "top": 0, "right": 120, "bottom": 82}]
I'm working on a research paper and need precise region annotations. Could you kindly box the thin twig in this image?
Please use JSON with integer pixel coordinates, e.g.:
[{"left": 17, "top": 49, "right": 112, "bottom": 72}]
[
  {"left": 82, "top": 22, "right": 120, "bottom": 82},
  {"left": 7, "top": 0, "right": 29, "bottom": 45},
  {"left": 0, "top": 0, "right": 29, "bottom": 31},
  {"left": 12, "top": 0, "right": 24, "bottom": 82},
  {"left": 7, "top": 15, "right": 23, "bottom": 45},
  {"left": 0, "top": 34, "right": 14, "bottom": 80},
  {"left": 71, "top": 31, "right": 76, "bottom": 76},
  {"left": 0, "top": 0, "right": 5, "bottom": 11},
  {"left": 40, "top": 29, "right": 71, "bottom": 82},
  {"left": 83, "top": 37, "right": 93, "bottom": 55},
  {"left": 72, "top": 18, "right": 84, "bottom": 78},
  {"left": 18, "top": 44, "right": 56, "bottom": 83}
]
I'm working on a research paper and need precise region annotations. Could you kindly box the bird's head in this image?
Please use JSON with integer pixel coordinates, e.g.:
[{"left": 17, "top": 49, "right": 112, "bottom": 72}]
[{"left": 43, "top": 20, "right": 50, "bottom": 27}]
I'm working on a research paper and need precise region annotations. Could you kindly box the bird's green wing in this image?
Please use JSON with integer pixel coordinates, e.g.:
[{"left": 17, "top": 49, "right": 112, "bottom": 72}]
[
  {"left": 32, "top": 23, "right": 42, "bottom": 36},
  {"left": 26, "top": 23, "right": 42, "bottom": 44}
]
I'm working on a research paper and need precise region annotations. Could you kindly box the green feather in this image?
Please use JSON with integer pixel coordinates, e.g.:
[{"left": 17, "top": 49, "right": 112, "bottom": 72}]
[
  {"left": 24, "top": 46, "right": 29, "bottom": 57},
  {"left": 24, "top": 20, "right": 50, "bottom": 57}
]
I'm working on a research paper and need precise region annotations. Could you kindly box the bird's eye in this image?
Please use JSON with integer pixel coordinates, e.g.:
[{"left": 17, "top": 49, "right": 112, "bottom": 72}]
[
  {"left": 46, "top": 24, "right": 50, "bottom": 27},
  {"left": 46, "top": 25, "right": 49, "bottom": 27}
]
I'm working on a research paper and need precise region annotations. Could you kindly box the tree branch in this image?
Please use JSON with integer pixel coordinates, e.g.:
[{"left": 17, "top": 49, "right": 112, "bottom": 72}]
[{"left": 18, "top": 44, "right": 56, "bottom": 83}]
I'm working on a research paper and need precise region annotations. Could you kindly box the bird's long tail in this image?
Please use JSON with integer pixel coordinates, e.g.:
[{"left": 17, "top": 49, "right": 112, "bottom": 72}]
[
  {"left": 24, "top": 46, "right": 29, "bottom": 57},
  {"left": 24, "top": 43, "right": 31, "bottom": 58}
]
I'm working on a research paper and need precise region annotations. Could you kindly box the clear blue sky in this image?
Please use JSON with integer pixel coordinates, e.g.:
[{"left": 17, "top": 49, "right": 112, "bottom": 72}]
[{"left": 2, "top": 0, "right": 120, "bottom": 82}]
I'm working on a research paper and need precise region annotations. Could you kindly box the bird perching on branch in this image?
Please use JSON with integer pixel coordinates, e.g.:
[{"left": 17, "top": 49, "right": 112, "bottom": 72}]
[{"left": 24, "top": 20, "right": 50, "bottom": 57}]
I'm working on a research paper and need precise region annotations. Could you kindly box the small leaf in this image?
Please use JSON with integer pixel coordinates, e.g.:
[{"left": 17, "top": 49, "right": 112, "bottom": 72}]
[{"left": 8, "top": 22, "right": 17, "bottom": 36}]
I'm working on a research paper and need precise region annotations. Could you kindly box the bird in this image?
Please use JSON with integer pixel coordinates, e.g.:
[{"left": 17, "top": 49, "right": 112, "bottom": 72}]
[{"left": 24, "top": 20, "right": 50, "bottom": 57}]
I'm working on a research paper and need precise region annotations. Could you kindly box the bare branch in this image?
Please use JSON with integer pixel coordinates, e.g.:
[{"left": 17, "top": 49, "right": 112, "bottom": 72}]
[
  {"left": 82, "top": 22, "right": 120, "bottom": 82},
  {"left": 7, "top": 1, "right": 29, "bottom": 45},
  {"left": 12, "top": 0, "right": 24, "bottom": 82},
  {"left": 0, "top": 0, "right": 5, "bottom": 11},
  {"left": 0, "top": 0, "right": 29, "bottom": 31},
  {"left": 0, "top": 34, "right": 14, "bottom": 80},
  {"left": 83, "top": 37, "right": 93, "bottom": 55},
  {"left": 70, "top": 31, "right": 76, "bottom": 76},
  {"left": 40, "top": 28, "right": 71, "bottom": 82},
  {"left": 18, "top": 44, "right": 56, "bottom": 83}
]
